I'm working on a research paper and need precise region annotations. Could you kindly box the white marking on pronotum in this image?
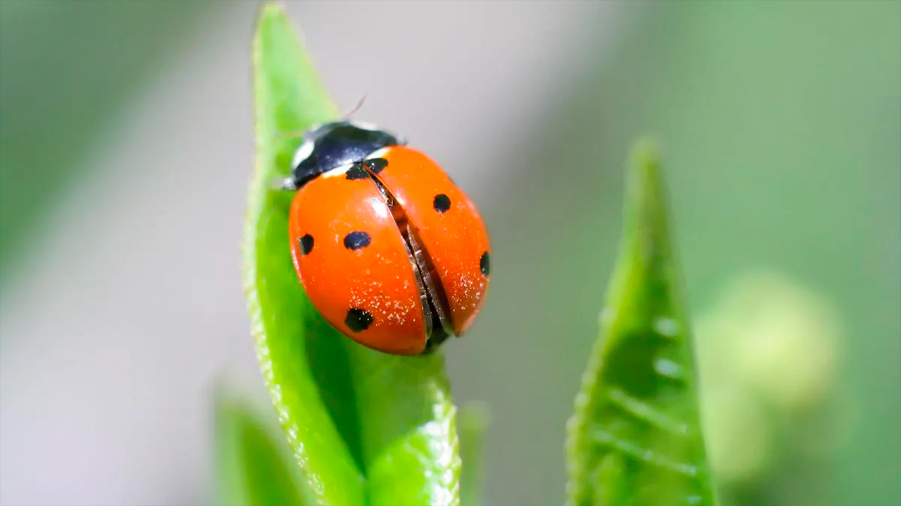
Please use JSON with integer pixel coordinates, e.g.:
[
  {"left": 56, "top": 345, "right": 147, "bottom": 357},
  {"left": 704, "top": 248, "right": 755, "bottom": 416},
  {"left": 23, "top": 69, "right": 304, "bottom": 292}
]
[
  {"left": 366, "top": 147, "right": 391, "bottom": 159},
  {"left": 290, "top": 140, "right": 315, "bottom": 169},
  {"left": 321, "top": 162, "right": 355, "bottom": 178},
  {"left": 349, "top": 120, "right": 380, "bottom": 132}
]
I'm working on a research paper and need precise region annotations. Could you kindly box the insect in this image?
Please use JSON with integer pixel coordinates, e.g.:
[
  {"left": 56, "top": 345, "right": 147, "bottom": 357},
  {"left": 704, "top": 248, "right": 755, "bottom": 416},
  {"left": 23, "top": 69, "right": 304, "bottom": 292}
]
[{"left": 282, "top": 120, "right": 491, "bottom": 355}]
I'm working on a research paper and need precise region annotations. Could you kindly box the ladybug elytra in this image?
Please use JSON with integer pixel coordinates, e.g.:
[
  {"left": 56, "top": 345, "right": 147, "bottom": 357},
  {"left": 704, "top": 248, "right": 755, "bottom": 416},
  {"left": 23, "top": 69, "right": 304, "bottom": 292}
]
[{"left": 282, "top": 121, "right": 490, "bottom": 355}]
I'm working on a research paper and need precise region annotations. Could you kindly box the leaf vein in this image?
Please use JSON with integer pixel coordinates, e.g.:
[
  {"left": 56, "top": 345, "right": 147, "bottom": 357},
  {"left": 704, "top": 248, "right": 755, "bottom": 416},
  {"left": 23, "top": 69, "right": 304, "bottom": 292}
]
[
  {"left": 606, "top": 387, "right": 690, "bottom": 436},
  {"left": 594, "top": 429, "right": 698, "bottom": 478}
]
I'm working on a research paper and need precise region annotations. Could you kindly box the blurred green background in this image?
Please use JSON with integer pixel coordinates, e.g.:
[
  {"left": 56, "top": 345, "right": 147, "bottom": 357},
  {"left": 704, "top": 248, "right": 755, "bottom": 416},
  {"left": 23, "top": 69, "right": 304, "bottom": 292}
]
[{"left": 1, "top": 1, "right": 898, "bottom": 505}]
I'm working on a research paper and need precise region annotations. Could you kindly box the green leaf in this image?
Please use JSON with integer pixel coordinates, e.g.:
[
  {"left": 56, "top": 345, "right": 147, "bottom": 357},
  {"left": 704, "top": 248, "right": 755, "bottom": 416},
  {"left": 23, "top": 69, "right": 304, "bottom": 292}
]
[
  {"left": 459, "top": 402, "right": 490, "bottom": 506},
  {"left": 214, "top": 389, "right": 314, "bottom": 506},
  {"left": 565, "top": 139, "right": 718, "bottom": 506},
  {"left": 244, "top": 4, "right": 461, "bottom": 505}
]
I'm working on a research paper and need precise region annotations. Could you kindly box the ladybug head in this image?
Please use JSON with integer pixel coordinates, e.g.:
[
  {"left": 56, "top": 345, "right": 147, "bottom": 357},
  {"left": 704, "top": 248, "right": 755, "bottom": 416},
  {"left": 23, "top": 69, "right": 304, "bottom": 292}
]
[{"left": 290, "top": 121, "right": 403, "bottom": 189}]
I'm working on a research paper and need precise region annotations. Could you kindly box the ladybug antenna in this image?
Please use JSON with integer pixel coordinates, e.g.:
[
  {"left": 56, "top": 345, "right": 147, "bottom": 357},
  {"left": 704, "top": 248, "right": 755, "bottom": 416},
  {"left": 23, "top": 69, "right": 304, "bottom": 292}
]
[
  {"left": 343, "top": 94, "right": 368, "bottom": 119},
  {"left": 275, "top": 95, "right": 367, "bottom": 142}
]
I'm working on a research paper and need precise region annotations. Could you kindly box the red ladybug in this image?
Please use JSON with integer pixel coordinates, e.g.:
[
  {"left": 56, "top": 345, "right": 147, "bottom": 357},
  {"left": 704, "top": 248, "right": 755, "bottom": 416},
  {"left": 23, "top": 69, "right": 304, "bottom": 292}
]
[{"left": 282, "top": 121, "right": 490, "bottom": 355}]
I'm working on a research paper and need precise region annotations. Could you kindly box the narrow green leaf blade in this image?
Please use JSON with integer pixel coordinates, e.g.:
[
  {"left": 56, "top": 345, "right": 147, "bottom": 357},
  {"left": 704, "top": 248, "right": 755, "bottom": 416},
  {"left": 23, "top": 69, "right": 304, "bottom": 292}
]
[
  {"left": 214, "top": 390, "right": 314, "bottom": 506},
  {"left": 245, "top": 4, "right": 461, "bottom": 505},
  {"left": 246, "top": 4, "right": 359, "bottom": 505},
  {"left": 565, "top": 139, "right": 717, "bottom": 506}
]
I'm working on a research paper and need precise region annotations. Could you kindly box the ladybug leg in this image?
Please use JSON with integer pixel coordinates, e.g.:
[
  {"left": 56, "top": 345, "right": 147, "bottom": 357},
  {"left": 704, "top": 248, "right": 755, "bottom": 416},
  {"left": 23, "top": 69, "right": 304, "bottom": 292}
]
[
  {"left": 421, "top": 325, "right": 450, "bottom": 355},
  {"left": 272, "top": 176, "right": 299, "bottom": 191}
]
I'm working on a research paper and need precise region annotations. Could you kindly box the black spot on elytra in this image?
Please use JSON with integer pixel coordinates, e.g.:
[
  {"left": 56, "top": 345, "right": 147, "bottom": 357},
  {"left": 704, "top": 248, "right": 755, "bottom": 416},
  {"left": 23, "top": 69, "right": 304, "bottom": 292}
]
[
  {"left": 345, "top": 163, "right": 368, "bottom": 180},
  {"left": 345, "top": 308, "right": 374, "bottom": 332},
  {"left": 363, "top": 158, "right": 388, "bottom": 174},
  {"left": 480, "top": 251, "right": 490, "bottom": 277},
  {"left": 433, "top": 194, "right": 451, "bottom": 214},
  {"left": 343, "top": 231, "right": 371, "bottom": 250},
  {"left": 299, "top": 234, "right": 314, "bottom": 255}
]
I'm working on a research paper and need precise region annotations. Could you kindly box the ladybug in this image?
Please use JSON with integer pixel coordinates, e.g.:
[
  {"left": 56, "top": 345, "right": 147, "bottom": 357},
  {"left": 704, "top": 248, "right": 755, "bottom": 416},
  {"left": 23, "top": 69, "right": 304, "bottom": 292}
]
[{"left": 282, "top": 120, "right": 491, "bottom": 355}]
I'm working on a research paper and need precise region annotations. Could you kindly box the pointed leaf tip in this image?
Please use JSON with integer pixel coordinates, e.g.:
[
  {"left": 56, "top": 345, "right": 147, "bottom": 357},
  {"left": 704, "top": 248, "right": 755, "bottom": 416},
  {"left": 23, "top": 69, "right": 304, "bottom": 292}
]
[
  {"left": 623, "top": 137, "right": 674, "bottom": 269},
  {"left": 628, "top": 137, "right": 662, "bottom": 176},
  {"left": 565, "top": 137, "right": 717, "bottom": 506}
]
